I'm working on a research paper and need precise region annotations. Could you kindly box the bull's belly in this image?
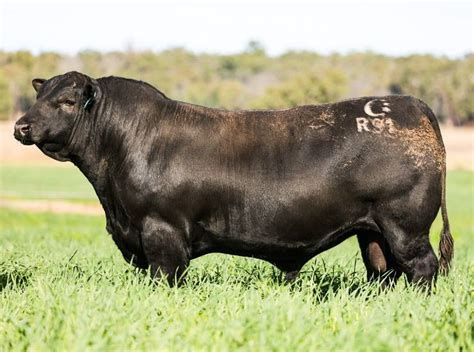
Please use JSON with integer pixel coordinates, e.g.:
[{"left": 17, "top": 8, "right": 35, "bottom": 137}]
[
  {"left": 191, "top": 195, "right": 370, "bottom": 260},
  {"left": 191, "top": 220, "right": 362, "bottom": 265}
]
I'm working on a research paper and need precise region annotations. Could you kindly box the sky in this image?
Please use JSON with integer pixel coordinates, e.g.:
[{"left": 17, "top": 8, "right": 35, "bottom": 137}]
[{"left": 1, "top": 0, "right": 472, "bottom": 57}]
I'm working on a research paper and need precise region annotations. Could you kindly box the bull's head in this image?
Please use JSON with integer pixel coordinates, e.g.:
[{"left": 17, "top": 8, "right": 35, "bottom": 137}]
[{"left": 14, "top": 71, "right": 98, "bottom": 161}]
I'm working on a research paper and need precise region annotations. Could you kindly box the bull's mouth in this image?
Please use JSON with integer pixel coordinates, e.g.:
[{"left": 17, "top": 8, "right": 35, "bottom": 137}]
[{"left": 13, "top": 133, "right": 35, "bottom": 145}]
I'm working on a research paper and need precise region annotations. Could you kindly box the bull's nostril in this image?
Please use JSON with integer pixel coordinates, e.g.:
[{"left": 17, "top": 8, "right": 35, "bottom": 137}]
[{"left": 18, "top": 124, "right": 30, "bottom": 135}]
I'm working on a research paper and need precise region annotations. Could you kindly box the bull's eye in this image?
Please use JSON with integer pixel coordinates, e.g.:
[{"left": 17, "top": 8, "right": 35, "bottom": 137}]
[{"left": 63, "top": 100, "right": 76, "bottom": 107}]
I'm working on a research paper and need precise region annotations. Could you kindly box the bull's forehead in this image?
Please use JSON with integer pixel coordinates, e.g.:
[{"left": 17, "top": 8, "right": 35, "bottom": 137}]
[{"left": 39, "top": 72, "right": 86, "bottom": 99}]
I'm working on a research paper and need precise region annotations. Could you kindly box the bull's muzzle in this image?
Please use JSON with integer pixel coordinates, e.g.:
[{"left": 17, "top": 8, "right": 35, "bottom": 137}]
[{"left": 13, "top": 122, "right": 34, "bottom": 145}]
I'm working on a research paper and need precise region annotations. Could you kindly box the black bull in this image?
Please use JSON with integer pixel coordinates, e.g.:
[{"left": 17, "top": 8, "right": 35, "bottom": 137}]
[{"left": 14, "top": 71, "right": 454, "bottom": 287}]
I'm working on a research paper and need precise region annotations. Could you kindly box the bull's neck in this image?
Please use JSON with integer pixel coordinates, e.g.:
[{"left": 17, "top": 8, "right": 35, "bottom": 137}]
[
  {"left": 67, "top": 95, "right": 192, "bottom": 200},
  {"left": 68, "top": 97, "right": 110, "bottom": 193}
]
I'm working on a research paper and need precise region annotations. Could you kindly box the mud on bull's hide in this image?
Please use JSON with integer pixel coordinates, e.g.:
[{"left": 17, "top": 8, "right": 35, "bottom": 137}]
[
  {"left": 354, "top": 98, "right": 444, "bottom": 170},
  {"left": 394, "top": 116, "right": 445, "bottom": 170},
  {"left": 356, "top": 115, "right": 443, "bottom": 170}
]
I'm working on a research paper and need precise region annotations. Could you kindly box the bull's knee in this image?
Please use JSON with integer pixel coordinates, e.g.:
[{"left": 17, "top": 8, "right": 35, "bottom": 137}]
[{"left": 141, "top": 217, "right": 190, "bottom": 286}]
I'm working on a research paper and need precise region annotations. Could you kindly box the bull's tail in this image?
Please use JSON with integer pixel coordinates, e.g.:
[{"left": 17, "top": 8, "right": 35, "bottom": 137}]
[
  {"left": 415, "top": 97, "right": 454, "bottom": 274},
  {"left": 438, "top": 164, "right": 454, "bottom": 275}
]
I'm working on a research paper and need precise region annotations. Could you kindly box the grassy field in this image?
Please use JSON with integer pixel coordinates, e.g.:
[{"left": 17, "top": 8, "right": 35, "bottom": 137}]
[
  {"left": 0, "top": 165, "right": 473, "bottom": 351},
  {"left": 0, "top": 165, "right": 97, "bottom": 203}
]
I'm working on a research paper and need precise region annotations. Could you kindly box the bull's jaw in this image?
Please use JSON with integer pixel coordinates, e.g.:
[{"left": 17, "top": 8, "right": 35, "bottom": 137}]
[{"left": 37, "top": 142, "right": 71, "bottom": 162}]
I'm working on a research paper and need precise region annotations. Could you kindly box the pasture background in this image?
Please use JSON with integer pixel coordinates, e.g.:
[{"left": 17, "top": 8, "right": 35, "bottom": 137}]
[
  {"left": 0, "top": 50, "right": 473, "bottom": 349},
  {"left": 1, "top": 17, "right": 473, "bottom": 352},
  {"left": 1, "top": 50, "right": 473, "bottom": 126},
  {"left": 1, "top": 51, "right": 473, "bottom": 349}
]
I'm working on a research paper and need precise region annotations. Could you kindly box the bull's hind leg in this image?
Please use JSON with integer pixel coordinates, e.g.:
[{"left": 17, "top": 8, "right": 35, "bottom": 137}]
[
  {"left": 357, "top": 231, "right": 401, "bottom": 288},
  {"left": 377, "top": 218, "right": 438, "bottom": 287},
  {"left": 372, "top": 171, "right": 441, "bottom": 288}
]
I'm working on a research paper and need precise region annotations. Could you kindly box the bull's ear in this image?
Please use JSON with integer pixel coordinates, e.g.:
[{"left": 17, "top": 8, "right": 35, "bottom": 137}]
[
  {"left": 32, "top": 78, "right": 46, "bottom": 92},
  {"left": 82, "top": 80, "right": 97, "bottom": 111}
]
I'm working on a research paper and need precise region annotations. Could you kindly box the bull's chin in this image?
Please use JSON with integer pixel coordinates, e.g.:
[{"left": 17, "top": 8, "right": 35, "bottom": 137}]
[
  {"left": 37, "top": 142, "right": 71, "bottom": 162},
  {"left": 14, "top": 135, "right": 35, "bottom": 145}
]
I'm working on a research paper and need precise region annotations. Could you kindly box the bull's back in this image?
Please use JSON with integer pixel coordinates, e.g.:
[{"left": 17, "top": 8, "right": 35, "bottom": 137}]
[{"left": 193, "top": 95, "right": 444, "bottom": 189}]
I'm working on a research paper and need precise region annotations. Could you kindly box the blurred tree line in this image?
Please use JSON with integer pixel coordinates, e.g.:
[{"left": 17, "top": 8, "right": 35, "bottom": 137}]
[{"left": 0, "top": 44, "right": 472, "bottom": 125}]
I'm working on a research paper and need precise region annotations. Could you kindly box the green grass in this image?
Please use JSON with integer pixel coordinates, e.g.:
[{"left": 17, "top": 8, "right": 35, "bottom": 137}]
[
  {"left": 0, "top": 164, "right": 97, "bottom": 202},
  {"left": 0, "top": 167, "right": 473, "bottom": 351}
]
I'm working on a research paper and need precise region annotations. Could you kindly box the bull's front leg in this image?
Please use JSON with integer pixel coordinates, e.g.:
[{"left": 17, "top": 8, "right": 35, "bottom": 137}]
[{"left": 141, "top": 216, "right": 190, "bottom": 286}]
